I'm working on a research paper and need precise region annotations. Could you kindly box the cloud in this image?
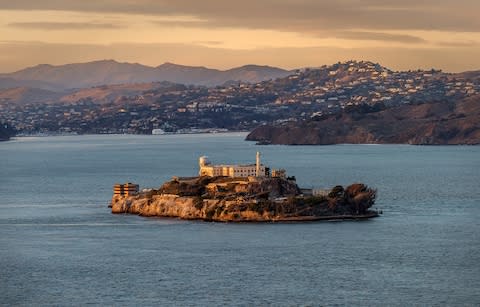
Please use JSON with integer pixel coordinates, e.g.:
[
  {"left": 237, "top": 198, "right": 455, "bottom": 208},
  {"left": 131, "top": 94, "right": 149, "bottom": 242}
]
[
  {"left": 0, "top": 40, "right": 479, "bottom": 74},
  {"left": 435, "top": 40, "right": 479, "bottom": 47},
  {"left": 331, "top": 31, "right": 426, "bottom": 44},
  {"left": 150, "top": 19, "right": 209, "bottom": 28},
  {"left": 8, "top": 22, "right": 125, "bottom": 30},
  {"left": 1, "top": 1, "right": 480, "bottom": 33},
  {"left": 192, "top": 41, "right": 223, "bottom": 46},
  {"left": 1, "top": 2, "right": 479, "bottom": 75}
]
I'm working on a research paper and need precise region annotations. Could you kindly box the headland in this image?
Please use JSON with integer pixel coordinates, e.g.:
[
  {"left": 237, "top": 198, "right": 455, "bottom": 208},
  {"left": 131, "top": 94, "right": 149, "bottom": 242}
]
[
  {"left": 110, "top": 153, "right": 378, "bottom": 222},
  {"left": 246, "top": 96, "right": 480, "bottom": 145}
]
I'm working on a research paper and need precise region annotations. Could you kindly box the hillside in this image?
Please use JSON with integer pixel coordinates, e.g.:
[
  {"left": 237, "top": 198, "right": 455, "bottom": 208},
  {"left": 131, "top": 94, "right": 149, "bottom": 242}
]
[
  {"left": 58, "top": 81, "right": 182, "bottom": 104},
  {"left": 0, "top": 81, "right": 186, "bottom": 106},
  {"left": 2, "top": 60, "right": 479, "bottom": 135},
  {"left": 0, "top": 77, "right": 62, "bottom": 91},
  {"left": 246, "top": 95, "right": 480, "bottom": 145},
  {"left": 0, "top": 87, "right": 63, "bottom": 105},
  {"left": 0, "top": 60, "right": 290, "bottom": 89}
]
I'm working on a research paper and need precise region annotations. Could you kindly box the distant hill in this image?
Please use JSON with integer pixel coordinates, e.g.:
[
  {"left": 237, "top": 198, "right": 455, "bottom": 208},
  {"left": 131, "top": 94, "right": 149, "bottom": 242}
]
[
  {"left": 0, "top": 81, "right": 189, "bottom": 106},
  {"left": 0, "top": 60, "right": 291, "bottom": 90},
  {"left": 217, "top": 65, "right": 292, "bottom": 85},
  {"left": 246, "top": 95, "right": 480, "bottom": 145},
  {"left": 3, "top": 60, "right": 479, "bottom": 137},
  {"left": 58, "top": 81, "right": 181, "bottom": 104},
  {"left": 0, "top": 77, "right": 62, "bottom": 91},
  {"left": 453, "top": 70, "right": 480, "bottom": 81},
  {"left": 0, "top": 87, "right": 63, "bottom": 105}
]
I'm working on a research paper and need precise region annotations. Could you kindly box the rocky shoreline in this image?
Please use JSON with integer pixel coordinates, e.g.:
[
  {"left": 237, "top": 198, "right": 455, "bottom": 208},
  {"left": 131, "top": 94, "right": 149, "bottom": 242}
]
[
  {"left": 246, "top": 97, "right": 480, "bottom": 145},
  {"left": 110, "top": 176, "right": 379, "bottom": 222}
]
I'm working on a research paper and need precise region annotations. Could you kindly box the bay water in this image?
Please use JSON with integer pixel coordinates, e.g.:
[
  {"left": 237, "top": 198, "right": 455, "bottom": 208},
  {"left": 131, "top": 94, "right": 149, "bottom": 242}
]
[{"left": 1, "top": 133, "right": 479, "bottom": 306}]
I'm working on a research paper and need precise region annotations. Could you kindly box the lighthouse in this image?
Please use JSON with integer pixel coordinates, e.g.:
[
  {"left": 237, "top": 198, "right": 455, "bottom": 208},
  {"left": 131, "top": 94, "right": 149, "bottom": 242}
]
[{"left": 256, "top": 151, "right": 261, "bottom": 177}]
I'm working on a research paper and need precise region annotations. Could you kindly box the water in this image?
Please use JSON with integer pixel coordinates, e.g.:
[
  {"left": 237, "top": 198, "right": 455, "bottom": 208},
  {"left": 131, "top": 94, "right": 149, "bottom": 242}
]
[{"left": 1, "top": 133, "right": 479, "bottom": 306}]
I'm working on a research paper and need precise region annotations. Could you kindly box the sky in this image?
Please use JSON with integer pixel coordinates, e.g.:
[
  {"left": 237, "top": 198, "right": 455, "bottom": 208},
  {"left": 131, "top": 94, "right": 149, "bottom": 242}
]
[{"left": 1, "top": 0, "right": 479, "bottom": 73}]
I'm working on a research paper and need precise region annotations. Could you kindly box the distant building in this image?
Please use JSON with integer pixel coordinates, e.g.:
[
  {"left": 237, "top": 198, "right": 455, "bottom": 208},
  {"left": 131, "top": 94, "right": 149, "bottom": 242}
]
[
  {"left": 271, "top": 169, "right": 286, "bottom": 178},
  {"left": 152, "top": 128, "right": 166, "bottom": 135},
  {"left": 199, "top": 152, "right": 266, "bottom": 178},
  {"left": 113, "top": 183, "right": 139, "bottom": 196}
]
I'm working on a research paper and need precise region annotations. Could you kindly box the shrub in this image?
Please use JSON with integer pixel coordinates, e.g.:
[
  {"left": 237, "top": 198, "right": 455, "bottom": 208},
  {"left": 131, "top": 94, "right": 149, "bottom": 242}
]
[
  {"left": 304, "top": 195, "right": 328, "bottom": 206},
  {"left": 215, "top": 205, "right": 224, "bottom": 216},
  {"left": 328, "top": 185, "right": 344, "bottom": 198},
  {"left": 247, "top": 202, "right": 263, "bottom": 213},
  {"left": 205, "top": 208, "right": 216, "bottom": 220},
  {"left": 193, "top": 197, "right": 204, "bottom": 210}
]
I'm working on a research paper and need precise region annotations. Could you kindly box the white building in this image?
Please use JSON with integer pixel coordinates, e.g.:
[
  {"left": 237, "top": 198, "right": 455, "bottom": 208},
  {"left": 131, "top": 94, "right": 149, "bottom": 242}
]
[{"left": 199, "top": 152, "right": 266, "bottom": 178}]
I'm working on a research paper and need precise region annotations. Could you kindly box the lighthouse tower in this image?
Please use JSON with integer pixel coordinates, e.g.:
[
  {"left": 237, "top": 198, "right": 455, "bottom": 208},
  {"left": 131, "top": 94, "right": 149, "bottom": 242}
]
[{"left": 256, "top": 151, "right": 261, "bottom": 177}]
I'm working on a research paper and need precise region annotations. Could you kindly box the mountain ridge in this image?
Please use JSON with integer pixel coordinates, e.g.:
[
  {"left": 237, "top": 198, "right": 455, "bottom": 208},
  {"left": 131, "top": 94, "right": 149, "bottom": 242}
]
[{"left": 0, "top": 60, "right": 291, "bottom": 90}]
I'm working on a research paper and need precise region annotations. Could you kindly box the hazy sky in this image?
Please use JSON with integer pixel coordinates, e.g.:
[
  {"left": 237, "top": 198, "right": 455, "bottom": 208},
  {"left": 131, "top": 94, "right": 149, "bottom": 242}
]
[{"left": 1, "top": 0, "right": 479, "bottom": 72}]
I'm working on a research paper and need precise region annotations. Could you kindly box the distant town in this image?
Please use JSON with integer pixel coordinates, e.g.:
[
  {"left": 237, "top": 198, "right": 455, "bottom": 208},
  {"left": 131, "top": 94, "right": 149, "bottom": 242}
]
[{"left": 1, "top": 60, "right": 479, "bottom": 135}]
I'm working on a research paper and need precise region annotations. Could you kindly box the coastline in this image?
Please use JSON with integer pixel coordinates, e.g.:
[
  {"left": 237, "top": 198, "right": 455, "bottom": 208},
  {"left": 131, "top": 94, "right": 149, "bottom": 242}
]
[
  {"left": 14, "top": 130, "right": 249, "bottom": 138},
  {"left": 111, "top": 206, "right": 380, "bottom": 223}
]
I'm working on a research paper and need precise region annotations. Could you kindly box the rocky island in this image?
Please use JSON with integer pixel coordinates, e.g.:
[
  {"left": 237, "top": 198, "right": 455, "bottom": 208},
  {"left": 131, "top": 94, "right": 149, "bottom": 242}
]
[{"left": 110, "top": 153, "right": 378, "bottom": 222}]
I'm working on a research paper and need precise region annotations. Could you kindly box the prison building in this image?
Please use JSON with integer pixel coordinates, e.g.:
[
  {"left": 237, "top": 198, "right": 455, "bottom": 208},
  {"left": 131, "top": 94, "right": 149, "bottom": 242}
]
[
  {"left": 113, "top": 183, "right": 139, "bottom": 196},
  {"left": 199, "top": 152, "right": 266, "bottom": 178}
]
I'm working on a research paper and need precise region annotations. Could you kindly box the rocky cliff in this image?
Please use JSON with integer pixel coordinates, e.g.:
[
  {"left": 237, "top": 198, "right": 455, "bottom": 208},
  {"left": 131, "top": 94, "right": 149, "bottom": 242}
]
[
  {"left": 111, "top": 176, "right": 378, "bottom": 222},
  {"left": 246, "top": 96, "right": 480, "bottom": 145}
]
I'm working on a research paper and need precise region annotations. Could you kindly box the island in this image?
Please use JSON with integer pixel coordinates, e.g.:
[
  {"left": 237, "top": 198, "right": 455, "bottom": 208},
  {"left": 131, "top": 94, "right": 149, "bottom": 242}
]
[{"left": 110, "top": 153, "right": 379, "bottom": 222}]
